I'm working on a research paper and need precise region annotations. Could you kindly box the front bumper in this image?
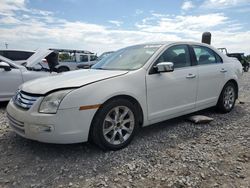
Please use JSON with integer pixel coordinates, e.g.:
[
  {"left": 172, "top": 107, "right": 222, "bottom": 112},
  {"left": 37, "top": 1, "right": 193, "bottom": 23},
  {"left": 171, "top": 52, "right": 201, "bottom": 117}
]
[{"left": 7, "top": 98, "right": 97, "bottom": 144}]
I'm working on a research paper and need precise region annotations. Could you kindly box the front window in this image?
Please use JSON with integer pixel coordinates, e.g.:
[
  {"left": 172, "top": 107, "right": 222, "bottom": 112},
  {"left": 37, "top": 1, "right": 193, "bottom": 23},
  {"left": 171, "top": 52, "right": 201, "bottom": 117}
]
[
  {"left": 155, "top": 45, "right": 191, "bottom": 69},
  {"left": 92, "top": 44, "right": 161, "bottom": 70}
]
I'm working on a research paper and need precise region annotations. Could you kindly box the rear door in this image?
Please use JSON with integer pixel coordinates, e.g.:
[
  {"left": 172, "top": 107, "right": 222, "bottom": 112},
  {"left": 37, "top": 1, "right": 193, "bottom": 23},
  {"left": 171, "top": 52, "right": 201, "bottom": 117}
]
[{"left": 191, "top": 45, "right": 226, "bottom": 108}]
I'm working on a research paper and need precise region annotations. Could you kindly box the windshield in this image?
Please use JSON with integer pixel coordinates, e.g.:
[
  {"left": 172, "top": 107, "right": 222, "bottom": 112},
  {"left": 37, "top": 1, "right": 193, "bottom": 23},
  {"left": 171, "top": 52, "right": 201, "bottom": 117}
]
[
  {"left": 97, "top": 52, "right": 113, "bottom": 61},
  {"left": 92, "top": 44, "right": 161, "bottom": 70}
]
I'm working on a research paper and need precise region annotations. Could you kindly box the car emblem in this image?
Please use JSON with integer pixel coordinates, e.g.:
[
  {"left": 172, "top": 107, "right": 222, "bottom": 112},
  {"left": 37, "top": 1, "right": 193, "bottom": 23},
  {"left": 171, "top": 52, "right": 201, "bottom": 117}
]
[
  {"left": 14, "top": 91, "right": 21, "bottom": 106},
  {"left": 17, "top": 95, "right": 22, "bottom": 103}
]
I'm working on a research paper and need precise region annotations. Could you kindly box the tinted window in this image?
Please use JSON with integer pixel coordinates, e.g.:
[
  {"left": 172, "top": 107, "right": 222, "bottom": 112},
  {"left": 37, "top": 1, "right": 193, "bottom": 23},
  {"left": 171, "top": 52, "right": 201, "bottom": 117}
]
[
  {"left": 193, "top": 46, "right": 222, "bottom": 65},
  {"left": 90, "top": 55, "right": 97, "bottom": 61},
  {"left": 80, "top": 55, "right": 88, "bottom": 62},
  {"left": 156, "top": 45, "right": 191, "bottom": 69},
  {"left": 0, "top": 51, "right": 34, "bottom": 60},
  {"left": 215, "top": 53, "right": 223, "bottom": 63}
]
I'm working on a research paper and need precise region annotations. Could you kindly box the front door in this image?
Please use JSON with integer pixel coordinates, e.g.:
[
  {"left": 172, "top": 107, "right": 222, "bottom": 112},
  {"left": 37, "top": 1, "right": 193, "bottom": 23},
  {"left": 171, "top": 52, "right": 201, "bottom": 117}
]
[
  {"left": 146, "top": 44, "right": 198, "bottom": 121},
  {"left": 0, "top": 64, "right": 22, "bottom": 101}
]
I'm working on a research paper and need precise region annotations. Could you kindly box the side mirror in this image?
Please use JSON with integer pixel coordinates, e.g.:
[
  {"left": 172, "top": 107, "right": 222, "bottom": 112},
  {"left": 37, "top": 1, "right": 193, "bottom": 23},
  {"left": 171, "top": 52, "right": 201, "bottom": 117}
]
[
  {"left": 154, "top": 62, "right": 174, "bottom": 73},
  {"left": 0, "top": 61, "right": 11, "bottom": 71}
]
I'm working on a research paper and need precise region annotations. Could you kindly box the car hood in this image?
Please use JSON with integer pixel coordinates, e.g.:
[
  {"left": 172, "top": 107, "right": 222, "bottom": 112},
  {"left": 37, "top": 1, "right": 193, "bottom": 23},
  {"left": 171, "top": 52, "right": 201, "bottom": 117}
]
[
  {"left": 26, "top": 49, "right": 53, "bottom": 67},
  {"left": 20, "top": 69, "right": 128, "bottom": 95}
]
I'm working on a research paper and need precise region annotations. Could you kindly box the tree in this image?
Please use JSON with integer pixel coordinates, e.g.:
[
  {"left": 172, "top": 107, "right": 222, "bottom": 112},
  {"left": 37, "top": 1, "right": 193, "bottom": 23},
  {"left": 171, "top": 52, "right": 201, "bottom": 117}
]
[
  {"left": 59, "top": 53, "right": 71, "bottom": 61},
  {"left": 246, "top": 55, "right": 250, "bottom": 62}
]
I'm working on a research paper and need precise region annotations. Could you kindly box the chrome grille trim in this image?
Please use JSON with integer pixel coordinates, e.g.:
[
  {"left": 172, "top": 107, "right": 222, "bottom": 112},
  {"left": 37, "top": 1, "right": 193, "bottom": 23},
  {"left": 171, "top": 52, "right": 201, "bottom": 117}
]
[
  {"left": 19, "top": 92, "right": 37, "bottom": 101},
  {"left": 13, "top": 90, "right": 39, "bottom": 110}
]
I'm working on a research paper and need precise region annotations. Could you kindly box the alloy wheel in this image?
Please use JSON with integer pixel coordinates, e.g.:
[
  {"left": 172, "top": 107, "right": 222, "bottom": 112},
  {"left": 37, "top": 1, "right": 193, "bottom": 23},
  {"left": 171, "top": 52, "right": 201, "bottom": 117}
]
[
  {"left": 102, "top": 106, "right": 135, "bottom": 145},
  {"left": 223, "top": 85, "right": 235, "bottom": 110}
]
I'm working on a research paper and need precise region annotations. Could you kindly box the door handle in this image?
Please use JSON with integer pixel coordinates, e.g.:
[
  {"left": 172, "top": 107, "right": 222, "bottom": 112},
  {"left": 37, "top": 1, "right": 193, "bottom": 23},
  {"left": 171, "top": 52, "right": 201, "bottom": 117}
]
[
  {"left": 220, "top": 68, "right": 227, "bottom": 73},
  {"left": 186, "top": 74, "right": 196, "bottom": 79}
]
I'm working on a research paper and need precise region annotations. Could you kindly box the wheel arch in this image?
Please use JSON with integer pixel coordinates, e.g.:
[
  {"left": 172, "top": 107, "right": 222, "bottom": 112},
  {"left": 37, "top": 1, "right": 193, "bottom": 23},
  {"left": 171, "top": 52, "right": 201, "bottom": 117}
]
[
  {"left": 88, "top": 94, "right": 144, "bottom": 140},
  {"left": 226, "top": 79, "right": 239, "bottom": 99},
  {"left": 218, "top": 79, "right": 239, "bottom": 103}
]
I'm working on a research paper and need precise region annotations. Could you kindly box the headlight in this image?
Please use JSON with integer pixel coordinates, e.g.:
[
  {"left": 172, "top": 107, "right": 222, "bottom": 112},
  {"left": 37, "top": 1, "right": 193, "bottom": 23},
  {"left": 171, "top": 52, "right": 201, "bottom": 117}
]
[{"left": 39, "top": 89, "right": 72, "bottom": 114}]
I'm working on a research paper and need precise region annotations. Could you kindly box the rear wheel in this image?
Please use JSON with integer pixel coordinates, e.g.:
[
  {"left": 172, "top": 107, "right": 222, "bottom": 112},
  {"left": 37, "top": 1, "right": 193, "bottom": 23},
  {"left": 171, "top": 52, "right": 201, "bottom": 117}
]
[
  {"left": 91, "top": 99, "right": 139, "bottom": 150},
  {"left": 217, "top": 82, "right": 236, "bottom": 113}
]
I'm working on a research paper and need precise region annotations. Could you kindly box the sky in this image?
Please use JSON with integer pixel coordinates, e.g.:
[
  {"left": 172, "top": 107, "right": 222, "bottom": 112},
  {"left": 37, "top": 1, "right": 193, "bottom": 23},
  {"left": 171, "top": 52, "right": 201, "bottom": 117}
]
[{"left": 0, "top": 0, "right": 250, "bottom": 55}]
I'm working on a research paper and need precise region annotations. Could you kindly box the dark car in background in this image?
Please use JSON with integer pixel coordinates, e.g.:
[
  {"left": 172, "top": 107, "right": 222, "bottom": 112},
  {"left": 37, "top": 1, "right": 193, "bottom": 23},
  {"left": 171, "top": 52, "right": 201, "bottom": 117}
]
[
  {"left": 227, "top": 53, "right": 249, "bottom": 72},
  {"left": 218, "top": 48, "right": 249, "bottom": 72},
  {"left": 0, "top": 49, "right": 35, "bottom": 65}
]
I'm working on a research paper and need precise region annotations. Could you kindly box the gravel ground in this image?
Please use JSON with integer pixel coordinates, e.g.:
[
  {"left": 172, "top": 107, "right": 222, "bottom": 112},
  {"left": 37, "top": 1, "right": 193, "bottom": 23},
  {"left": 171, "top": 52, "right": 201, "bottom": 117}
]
[{"left": 0, "top": 73, "right": 250, "bottom": 188}]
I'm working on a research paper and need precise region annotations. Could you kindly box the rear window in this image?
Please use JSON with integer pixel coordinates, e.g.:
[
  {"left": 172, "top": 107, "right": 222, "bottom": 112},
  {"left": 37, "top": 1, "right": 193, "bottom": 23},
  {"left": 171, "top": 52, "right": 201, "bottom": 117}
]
[{"left": 192, "top": 46, "right": 223, "bottom": 65}]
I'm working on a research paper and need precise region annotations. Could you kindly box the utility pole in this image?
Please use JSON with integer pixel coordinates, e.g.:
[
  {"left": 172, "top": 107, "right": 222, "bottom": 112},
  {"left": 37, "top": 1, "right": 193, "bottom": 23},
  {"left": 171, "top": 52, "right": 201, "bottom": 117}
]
[{"left": 5, "top": 42, "right": 8, "bottom": 49}]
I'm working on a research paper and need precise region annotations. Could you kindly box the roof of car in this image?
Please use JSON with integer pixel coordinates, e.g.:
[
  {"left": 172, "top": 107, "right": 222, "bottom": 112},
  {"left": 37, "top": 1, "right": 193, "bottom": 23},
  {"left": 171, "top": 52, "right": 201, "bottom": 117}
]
[
  {"left": 49, "top": 48, "right": 94, "bottom": 54},
  {"left": 0, "top": 49, "right": 35, "bottom": 52},
  {"left": 134, "top": 41, "right": 213, "bottom": 47}
]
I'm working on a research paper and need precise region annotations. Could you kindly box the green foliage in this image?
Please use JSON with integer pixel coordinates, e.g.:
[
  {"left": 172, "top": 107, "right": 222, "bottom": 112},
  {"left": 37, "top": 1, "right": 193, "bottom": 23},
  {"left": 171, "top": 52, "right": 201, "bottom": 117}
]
[
  {"left": 246, "top": 55, "right": 250, "bottom": 62},
  {"left": 59, "top": 53, "right": 71, "bottom": 61}
]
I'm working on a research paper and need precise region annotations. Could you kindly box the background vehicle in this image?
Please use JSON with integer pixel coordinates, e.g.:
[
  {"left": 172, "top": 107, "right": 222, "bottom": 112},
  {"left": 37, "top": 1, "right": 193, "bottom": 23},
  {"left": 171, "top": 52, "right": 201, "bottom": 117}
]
[
  {"left": 1, "top": 49, "right": 98, "bottom": 72},
  {"left": 12, "top": 49, "right": 98, "bottom": 72},
  {"left": 77, "top": 51, "right": 114, "bottom": 69},
  {"left": 218, "top": 48, "right": 249, "bottom": 72},
  {"left": 48, "top": 48, "right": 97, "bottom": 72},
  {"left": 7, "top": 41, "right": 242, "bottom": 150},
  {"left": 0, "top": 49, "right": 35, "bottom": 65},
  {"left": 0, "top": 55, "right": 52, "bottom": 101}
]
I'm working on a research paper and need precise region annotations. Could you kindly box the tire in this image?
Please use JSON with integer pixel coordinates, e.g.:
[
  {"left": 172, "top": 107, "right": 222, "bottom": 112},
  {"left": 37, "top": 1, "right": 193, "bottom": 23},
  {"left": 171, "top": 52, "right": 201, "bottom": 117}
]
[
  {"left": 217, "top": 82, "right": 237, "bottom": 113},
  {"left": 57, "top": 66, "right": 70, "bottom": 73},
  {"left": 90, "top": 99, "right": 139, "bottom": 150}
]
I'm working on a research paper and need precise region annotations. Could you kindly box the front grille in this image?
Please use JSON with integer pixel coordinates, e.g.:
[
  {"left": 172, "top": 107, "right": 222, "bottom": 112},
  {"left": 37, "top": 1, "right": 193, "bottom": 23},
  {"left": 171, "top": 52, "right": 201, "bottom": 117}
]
[
  {"left": 7, "top": 113, "right": 25, "bottom": 135},
  {"left": 13, "top": 90, "right": 39, "bottom": 110}
]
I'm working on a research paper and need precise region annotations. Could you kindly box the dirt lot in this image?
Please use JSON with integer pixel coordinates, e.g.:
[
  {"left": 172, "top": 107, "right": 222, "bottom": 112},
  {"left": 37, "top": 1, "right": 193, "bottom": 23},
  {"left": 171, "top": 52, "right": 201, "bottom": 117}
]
[{"left": 0, "top": 73, "right": 249, "bottom": 188}]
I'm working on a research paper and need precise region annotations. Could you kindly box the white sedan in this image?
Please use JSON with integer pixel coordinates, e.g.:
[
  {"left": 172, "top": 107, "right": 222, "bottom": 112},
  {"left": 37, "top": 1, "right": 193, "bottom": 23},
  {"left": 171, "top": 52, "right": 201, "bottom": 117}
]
[
  {"left": 0, "top": 54, "right": 52, "bottom": 101},
  {"left": 6, "top": 42, "right": 242, "bottom": 150}
]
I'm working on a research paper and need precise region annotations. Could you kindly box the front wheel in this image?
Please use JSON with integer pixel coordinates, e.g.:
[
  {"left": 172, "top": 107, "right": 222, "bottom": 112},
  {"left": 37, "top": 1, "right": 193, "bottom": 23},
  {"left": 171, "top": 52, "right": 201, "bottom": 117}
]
[
  {"left": 91, "top": 99, "right": 139, "bottom": 150},
  {"left": 217, "top": 82, "right": 237, "bottom": 113}
]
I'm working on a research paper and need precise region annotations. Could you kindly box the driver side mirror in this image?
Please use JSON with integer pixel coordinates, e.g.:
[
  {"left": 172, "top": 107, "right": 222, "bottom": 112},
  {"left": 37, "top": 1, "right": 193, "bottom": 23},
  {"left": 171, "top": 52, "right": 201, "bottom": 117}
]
[
  {"left": 0, "top": 61, "right": 11, "bottom": 71},
  {"left": 154, "top": 62, "right": 174, "bottom": 73}
]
